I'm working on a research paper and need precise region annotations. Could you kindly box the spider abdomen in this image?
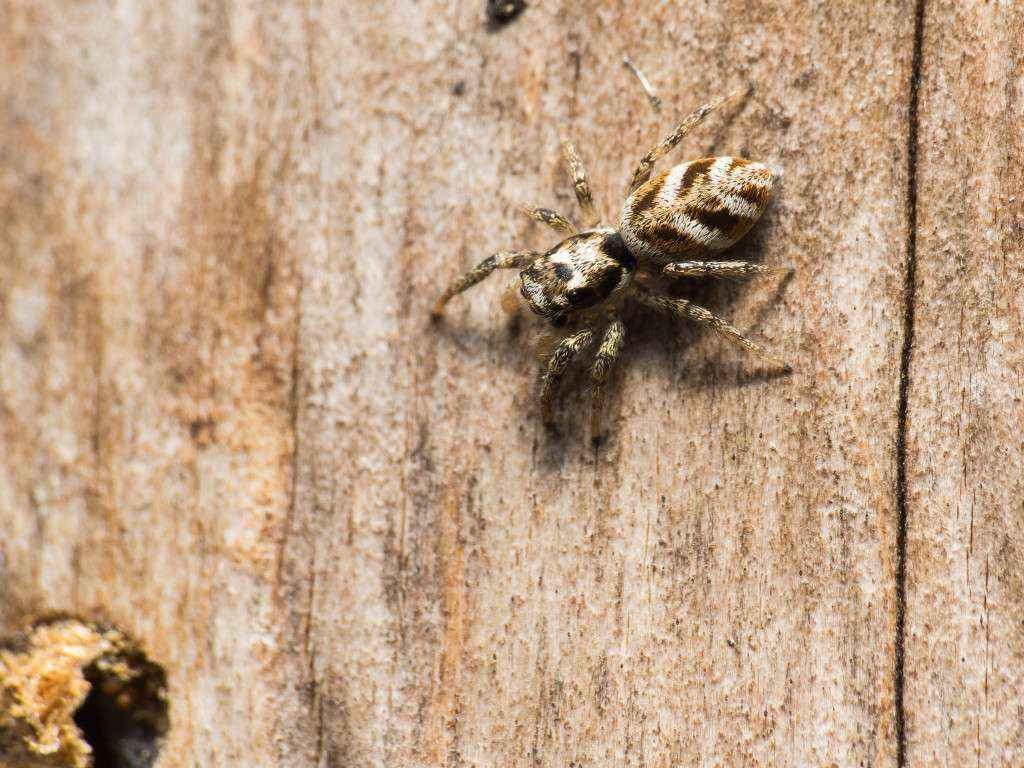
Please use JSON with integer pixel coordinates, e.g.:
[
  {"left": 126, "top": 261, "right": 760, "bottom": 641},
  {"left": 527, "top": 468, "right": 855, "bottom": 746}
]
[{"left": 618, "top": 156, "right": 773, "bottom": 264}]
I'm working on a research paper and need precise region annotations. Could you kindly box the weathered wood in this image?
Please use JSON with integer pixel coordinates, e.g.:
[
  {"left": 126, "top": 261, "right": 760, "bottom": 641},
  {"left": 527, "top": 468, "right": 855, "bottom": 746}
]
[
  {"left": 278, "top": 2, "right": 914, "bottom": 765},
  {"left": 904, "top": 2, "right": 1024, "bottom": 764},
  {"left": 1, "top": 1, "right": 1016, "bottom": 767}
]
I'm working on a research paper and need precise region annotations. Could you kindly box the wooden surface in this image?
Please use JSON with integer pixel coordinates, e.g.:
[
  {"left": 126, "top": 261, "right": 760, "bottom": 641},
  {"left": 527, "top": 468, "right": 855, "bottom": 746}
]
[
  {"left": 0, "top": 1, "right": 1019, "bottom": 766},
  {"left": 904, "top": 2, "right": 1024, "bottom": 765}
]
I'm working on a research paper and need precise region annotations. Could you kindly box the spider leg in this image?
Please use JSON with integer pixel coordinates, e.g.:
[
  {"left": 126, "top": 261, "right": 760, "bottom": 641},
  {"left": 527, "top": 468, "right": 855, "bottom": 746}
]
[
  {"left": 634, "top": 285, "right": 790, "bottom": 372},
  {"left": 626, "top": 85, "right": 752, "bottom": 195},
  {"left": 519, "top": 205, "right": 576, "bottom": 235},
  {"left": 622, "top": 57, "right": 662, "bottom": 113},
  {"left": 662, "top": 261, "right": 792, "bottom": 280},
  {"left": 589, "top": 317, "right": 625, "bottom": 443},
  {"left": 561, "top": 140, "right": 600, "bottom": 228},
  {"left": 432, "top": 249, "right": 537, "bottom": 318},
  {"left": 538, "top": 327, "right": 596, "bottom": 426}
]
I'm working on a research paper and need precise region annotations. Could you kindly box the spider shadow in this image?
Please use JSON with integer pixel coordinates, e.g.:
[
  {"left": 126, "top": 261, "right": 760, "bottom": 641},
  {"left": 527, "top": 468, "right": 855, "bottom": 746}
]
[
  {"left": 430, "top": 306, "right": 526, "bottom": 360},
  {"left": 625, "top": 232, "right": 793, "bottom": 384}
]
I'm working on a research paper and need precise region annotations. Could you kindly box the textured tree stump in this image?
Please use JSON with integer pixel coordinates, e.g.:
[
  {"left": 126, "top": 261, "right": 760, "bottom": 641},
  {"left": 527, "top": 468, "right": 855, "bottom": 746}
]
[{"left": 0, "top": 1, "right": 1020, "bottom": 766}]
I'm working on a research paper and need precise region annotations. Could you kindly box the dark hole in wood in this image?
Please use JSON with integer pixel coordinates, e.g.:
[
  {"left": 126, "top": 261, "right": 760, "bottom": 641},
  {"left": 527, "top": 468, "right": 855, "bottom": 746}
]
[
  {"left": 486, "top": 0, "right": 526, "bottom": 29},
  {"left": 72, "top": 656, "right": 168, "bottom": 768}
]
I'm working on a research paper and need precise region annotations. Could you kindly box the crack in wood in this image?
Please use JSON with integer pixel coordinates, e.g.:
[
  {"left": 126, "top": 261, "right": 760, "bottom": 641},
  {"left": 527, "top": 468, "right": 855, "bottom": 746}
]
[{"left": 894, "top": 0, "right": 928, "bottom": 764}]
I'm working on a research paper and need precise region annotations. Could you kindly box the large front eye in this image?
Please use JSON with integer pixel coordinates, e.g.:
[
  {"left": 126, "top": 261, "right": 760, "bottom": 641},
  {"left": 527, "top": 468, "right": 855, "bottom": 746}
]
[
  {"left": 565, "top": 287, "right": 595, "bottom": 306},
  {"left": 553, "top": 263, "right": 573, "bottom": 281}
]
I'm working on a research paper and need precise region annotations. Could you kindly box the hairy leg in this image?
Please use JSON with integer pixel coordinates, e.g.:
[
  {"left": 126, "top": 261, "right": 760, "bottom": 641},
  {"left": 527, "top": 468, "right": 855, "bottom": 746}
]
[
  {"left": 662, "top": 261, "right": 792, "bottom": 280},
  {"left": 622, "top": 57, "right": 662, "bottom": 113},
  {"left": 634, "top": 285, "right": 790, "bottom": 371},
  {"left": 626, "top": 86, "right": 751, "bottom": 195},
  {"left": 432, "top": 250, "right": 537, "bottom": 318},
  {"left": 538, "top": 327, "right": 596, "bottom": 426},
  {"left": 519, "top": 205, "right": 576, "bottom": 235},
  {"left": 561, "top": 140, "right": 599, "bottom": 228},
  {"left": 589, "top": 317, "right": 625, "bottom": 442}
]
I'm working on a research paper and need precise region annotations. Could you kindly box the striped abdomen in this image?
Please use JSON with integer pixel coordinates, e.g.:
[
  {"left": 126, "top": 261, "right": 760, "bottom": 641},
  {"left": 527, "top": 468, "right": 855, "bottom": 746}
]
[{"left": 618, "top": 156, "right": 773, "bottom": 264}]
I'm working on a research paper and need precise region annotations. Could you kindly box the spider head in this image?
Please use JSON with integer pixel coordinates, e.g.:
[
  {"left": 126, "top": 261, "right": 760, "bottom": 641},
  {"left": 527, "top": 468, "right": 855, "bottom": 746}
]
[{"left": 519, "top": 230, "right": 635, "bottom": 323}]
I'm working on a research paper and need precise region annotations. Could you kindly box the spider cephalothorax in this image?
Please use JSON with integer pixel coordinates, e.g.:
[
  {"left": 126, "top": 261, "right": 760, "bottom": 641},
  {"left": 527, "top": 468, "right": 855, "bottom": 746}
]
[
  {"left": 519, "top": 230, "right": 635, "bottom": 323},
  {"left": 432, "top": 81, "right": 791, "bottom": 441}
]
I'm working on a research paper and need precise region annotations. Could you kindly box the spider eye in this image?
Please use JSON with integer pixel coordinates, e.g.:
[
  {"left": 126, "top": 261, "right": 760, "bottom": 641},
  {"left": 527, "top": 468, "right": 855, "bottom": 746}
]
[
  {"left": 566, "top": 287, "right": 592, "bottom": 304},
  {"left": 553, "top": 263, "right": 573, "bottom": 281}
]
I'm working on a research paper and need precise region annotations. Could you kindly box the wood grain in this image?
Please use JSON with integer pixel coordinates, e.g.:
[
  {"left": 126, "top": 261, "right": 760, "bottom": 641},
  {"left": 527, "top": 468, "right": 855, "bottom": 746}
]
[
  {"left": 0, "top": 1, "right": 1015, "bottom": 767},
  {"left": 903, "top": 1, "right": 1024, "bottom": 764}
]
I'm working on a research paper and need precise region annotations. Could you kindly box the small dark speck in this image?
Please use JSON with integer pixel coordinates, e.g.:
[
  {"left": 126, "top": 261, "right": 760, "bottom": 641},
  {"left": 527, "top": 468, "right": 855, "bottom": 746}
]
[
  {"left": 764, "top": 108, "right": 793, "bottom": 131},
  {"left": 452, "top": 80, "right": 466, "bottom": 97},
  {"left": 189, "top": 417, "right": 215, "bottom": 442},
  {"left": 486, "top": 0, "right": 526, "bottom": 28},
  {"left": 793, "top": 69, "right": 816, "bottom": 90}
]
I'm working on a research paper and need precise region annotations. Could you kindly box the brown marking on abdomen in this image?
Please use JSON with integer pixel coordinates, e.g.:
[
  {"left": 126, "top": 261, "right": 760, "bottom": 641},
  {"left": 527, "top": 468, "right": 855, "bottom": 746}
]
[
  {"left": 645, "top": 224, "right": 703, "bottom": 254},
  {"left": 684, "top": 203, "right": 744, "bottom": 238},
  {"left": 677, "top": 158, "right": 716, "bottom": 196},
  {"left": 737, "top": 180, "right": 772, "bottom": 207},
  {"left": 630, "top": 172, "right": 667, "bottom": 214}
]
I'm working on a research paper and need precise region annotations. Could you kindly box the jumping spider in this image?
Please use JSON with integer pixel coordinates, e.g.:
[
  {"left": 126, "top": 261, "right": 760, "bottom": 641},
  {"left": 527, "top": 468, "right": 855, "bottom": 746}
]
[{"left": 432, "top": 84, "right": 791, "bottom": 441}]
